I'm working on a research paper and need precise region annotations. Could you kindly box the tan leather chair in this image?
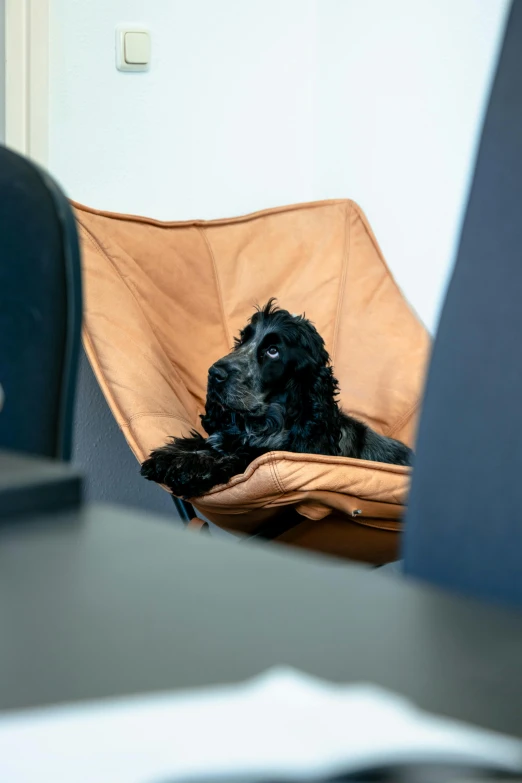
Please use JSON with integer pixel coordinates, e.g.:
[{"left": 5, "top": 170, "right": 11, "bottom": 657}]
[{"left": 74, "top": 199, "right": 430, "bottom": 564}]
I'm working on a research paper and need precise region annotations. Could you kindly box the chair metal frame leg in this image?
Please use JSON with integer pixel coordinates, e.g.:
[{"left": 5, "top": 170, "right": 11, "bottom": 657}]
[{"left": 172, "top": 495, "right": 197, "bottom": 525}]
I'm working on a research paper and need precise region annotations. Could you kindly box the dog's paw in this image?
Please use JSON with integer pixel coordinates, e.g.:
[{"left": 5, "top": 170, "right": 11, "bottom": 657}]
[
  {"left": 140, "top": 451, "right": 174, "bottom": 485},
  {"left": 141, "top": 447, "right": 222, "bottom": 499},
  {"left": 169, "top": 450, "right": 223, "bottom": 498}
]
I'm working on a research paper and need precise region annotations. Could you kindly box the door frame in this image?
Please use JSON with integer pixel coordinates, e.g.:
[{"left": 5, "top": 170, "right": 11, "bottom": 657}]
[{"left": 4, "top": 0, "right": 49, "bottom": 166}]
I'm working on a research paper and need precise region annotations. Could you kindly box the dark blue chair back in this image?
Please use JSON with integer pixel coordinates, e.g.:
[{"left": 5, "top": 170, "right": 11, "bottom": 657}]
[
  {"left": 0, "top": 146, "right": 82, "bottom": 461},
  {"left": 404, "top": 1, "right": 522, "bottom": 608}
]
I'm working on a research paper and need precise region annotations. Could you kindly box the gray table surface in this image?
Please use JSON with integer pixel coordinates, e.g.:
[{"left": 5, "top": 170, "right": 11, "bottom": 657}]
[{"left": 1, "top": 504, "right": 522, "bottom": 740}]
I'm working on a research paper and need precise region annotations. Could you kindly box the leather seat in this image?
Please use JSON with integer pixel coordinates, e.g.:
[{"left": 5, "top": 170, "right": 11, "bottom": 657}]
[{"left": 75, "top": 198, "right": 429, "bottom": 563}]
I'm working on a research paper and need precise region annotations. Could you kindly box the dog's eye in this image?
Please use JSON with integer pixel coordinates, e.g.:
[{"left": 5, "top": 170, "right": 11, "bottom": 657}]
[{"left": 266, "top": 346, "right": 279, "bottom": 359}]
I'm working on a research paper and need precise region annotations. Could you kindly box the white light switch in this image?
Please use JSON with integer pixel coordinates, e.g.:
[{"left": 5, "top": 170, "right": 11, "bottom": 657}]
[
  {"left": 116, "top": 26, "right": 150, "bottom": 71},
  {"left": 125, "top": 32, "right": 150, "bottom": 64}
]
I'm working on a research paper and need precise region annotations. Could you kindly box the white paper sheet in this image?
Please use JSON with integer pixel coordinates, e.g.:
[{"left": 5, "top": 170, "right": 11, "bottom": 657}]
[{"left": 0, "top": 667, "right": 521, "bottom": 783}]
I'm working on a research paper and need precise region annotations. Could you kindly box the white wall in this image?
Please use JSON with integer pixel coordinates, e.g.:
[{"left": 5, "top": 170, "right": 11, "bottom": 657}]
[
  {"left": 49, "top": 0, "right": 318, "bottom": 220},
  {"left": 48, "top": 0, "right": 509, "bottom": 332},
  {"left": 314, "top": 0, "right": 510, "bottom": 331},
  {"left": 47, "top": 0, "right": 509, "bottom": 508}
]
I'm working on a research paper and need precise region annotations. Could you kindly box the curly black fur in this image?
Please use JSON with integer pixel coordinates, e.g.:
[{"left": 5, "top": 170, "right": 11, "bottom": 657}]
[{"left": 141, "top": 300, "right": 413, "bottom": 498}]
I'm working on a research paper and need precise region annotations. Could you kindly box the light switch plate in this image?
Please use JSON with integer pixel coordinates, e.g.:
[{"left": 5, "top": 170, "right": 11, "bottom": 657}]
[{"left": 116, "top": 25, "right": 151, "bottom": 72}]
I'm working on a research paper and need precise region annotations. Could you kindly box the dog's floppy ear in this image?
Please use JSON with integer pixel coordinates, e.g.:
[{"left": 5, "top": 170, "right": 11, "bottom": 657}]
[
  {"left": 285, "top": 320, "right": 342, "bottom": 453},
  {"left": 291, "top": 317, "right": 331, "bottom": 375},
  {"left": 306, "top": 362, "right": 342, "bottom": 453}
]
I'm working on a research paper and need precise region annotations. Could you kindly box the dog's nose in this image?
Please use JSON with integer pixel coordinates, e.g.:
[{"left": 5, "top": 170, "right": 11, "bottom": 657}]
[{"left": 209, "top": 363, "right": 228, "bottom": 383}]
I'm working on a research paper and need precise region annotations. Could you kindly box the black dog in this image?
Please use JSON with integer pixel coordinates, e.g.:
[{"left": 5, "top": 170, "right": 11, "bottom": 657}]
[{"left": 141, "top": 300, "right": 412, "bottom": 498}]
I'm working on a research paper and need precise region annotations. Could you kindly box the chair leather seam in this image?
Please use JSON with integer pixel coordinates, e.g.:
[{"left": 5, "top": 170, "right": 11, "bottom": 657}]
[
  {"left": 387, "top": 399, "right": 420, "bottom": 439},
  {"left": 351, "top": 201, "right": 429, "bottom": 333},
  {"left": 72, "top": 198, "right": 352, "bottom": 229},
  {"left": 344, "top": 201, "right": 429, "bottom": 441},
  {"left": 197, "top": 226, "right": 233, "bottom": 348},
  {"left": 269, "top": 452, "right": 286, "bottom": 495},
  {"left": 350, "top": 202, "right": 405, "bottom": 302},
  {"left": 332, "top": 201, "right": 351, "bottom": 362}
]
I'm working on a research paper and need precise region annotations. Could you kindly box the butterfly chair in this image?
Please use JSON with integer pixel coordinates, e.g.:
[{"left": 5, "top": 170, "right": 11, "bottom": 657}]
[{"left": 74, "top": 199, "right": 429, "bottom": 563}]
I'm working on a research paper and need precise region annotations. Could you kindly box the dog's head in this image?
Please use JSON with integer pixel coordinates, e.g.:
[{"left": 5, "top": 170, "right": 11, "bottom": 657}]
[{"left": 202, "top": 300, "right": 337, "bottom": 433}]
